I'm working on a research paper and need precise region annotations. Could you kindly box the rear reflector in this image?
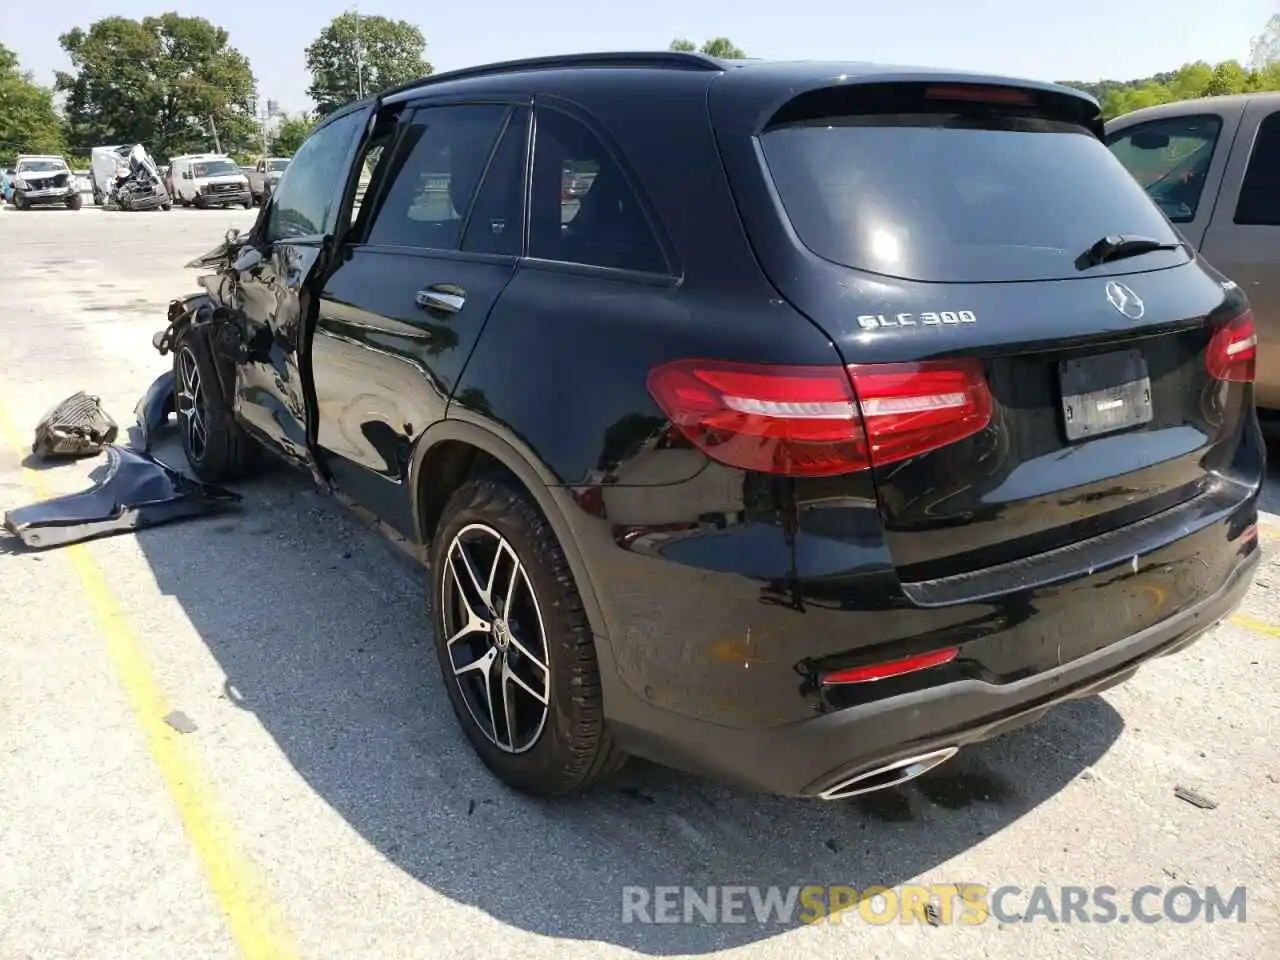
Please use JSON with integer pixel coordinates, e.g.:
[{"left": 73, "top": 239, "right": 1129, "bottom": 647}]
[
  {"left": 823, "top": 647, "right": 960, "bottom": 685},
  {"left": 646, "top": 358, "right": 992, "bottom": 477},
  {"left": 1206, "top": 309, "right": 1256, "bottom": 383}
]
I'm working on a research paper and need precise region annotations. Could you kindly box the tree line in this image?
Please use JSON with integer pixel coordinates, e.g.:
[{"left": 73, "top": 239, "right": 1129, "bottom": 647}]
[{"left": 2, "top": 12, "right": 1276, "bottom": 167}]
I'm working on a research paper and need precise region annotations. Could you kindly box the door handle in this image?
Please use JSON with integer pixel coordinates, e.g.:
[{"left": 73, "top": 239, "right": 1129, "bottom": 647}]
[{"left": 415, "top": 285, "right": 465, "bottom": 315}]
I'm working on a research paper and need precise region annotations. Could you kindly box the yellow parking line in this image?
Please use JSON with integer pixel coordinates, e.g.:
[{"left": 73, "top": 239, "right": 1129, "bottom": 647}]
[
  {"left": 0, "top": 407, "right": 296, "bottom": 960},
  {"left": 1229, "top": 613, "right": 1280, "bottom": 638}
]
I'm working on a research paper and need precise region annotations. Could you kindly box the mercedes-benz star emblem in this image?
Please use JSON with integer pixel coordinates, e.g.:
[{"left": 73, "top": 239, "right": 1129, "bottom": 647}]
[{"left": 1105, "top": 280, "right": 1145, "bottom": 320}]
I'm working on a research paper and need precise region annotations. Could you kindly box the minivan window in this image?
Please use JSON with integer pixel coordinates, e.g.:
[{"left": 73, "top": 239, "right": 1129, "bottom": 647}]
[
  {"left": 1235, "top": 110, "right": 1280, "bottom": 226},
  {"left": 1106, "top": 115, "right": 1222, "bottom": 223},
  {"left": 761, "top": 113, "right": 1186, "bottom": 284}
]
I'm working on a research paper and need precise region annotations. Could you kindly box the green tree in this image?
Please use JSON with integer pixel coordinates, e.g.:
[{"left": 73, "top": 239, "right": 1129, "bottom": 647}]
[
  {"left": 0, "top": 43, "right": 67, "bottom": 162},
  {"left": 668, "top": 37, "right": 746, "bottom": 58},
  {"left": 56, "top": 15, "right": 257, "bottom": 160},
  {"left": 271, "top": 113, "right": 317, "bottom": 155},
  {"left": 1249, "top": 13, "right": 1280, "bottom": 69},
  {"left": 305, "top": 13, "right": 432, "bottom": 115},
  {"left": 1204, "top": 59, "right": 1250, "bottom": 96}
]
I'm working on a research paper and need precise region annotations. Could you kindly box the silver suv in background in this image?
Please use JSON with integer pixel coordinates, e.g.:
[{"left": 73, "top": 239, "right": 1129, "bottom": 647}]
[{"left": 1106, "top": 93, "right": 1280, "bottom": 416}]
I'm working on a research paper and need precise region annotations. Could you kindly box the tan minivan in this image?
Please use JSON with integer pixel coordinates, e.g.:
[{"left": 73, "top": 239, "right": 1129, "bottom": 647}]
[{"left": 1106, "top": 93, "right": 1280, "bottom": 414}]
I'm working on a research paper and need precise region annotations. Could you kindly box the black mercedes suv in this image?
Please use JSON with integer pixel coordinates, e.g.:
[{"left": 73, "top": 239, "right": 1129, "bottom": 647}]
[{"left": 154, "top": 52, "right": 1263, "bottom": 801}]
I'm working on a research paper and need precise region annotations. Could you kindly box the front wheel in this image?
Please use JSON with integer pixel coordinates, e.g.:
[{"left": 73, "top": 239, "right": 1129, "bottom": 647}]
[
  {"left": 66, "top": 194, "right": 82, "bottom": 210},
  {"left": 13, "top": 192, "right": 28, "bottom": 211},
  {"left": 173, "top": 326, "right": 260, "bottom": 483},
  {"left": 430, "top": 477, "right": 627, "bottom": 797}
]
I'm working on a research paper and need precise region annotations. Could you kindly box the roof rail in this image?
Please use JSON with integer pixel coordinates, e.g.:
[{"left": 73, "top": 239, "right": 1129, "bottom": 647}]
[{"left": 379, "top": 51, "right": 724, "bottom": 101}]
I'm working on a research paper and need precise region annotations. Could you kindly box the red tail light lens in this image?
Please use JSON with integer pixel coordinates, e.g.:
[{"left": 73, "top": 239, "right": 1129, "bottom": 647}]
[
  {"left": 645, "top": 358, "right": 992, "bottom": 477},
  {"left": 645, "top": 360, "right": 864, "bottom": 477},
  {"left": 924, "top": 84, "right": 1033, "bottom": 105},
  {"left": 848, "top": 360, "right": 992, "bottom": 468},
  {"left": 1206, "top": 309, "right": 1256, "bottom": 383}
]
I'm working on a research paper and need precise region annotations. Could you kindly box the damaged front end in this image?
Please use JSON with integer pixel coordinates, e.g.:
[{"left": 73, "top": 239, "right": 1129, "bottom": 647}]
[{"left": 3, "top": 445, "right": 240, "bottom": 550}]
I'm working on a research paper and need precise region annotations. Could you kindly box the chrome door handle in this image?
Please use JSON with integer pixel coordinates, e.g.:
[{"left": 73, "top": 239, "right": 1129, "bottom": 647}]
[{"left": 415, "top": 285, "right": 465, "bottom": 314}]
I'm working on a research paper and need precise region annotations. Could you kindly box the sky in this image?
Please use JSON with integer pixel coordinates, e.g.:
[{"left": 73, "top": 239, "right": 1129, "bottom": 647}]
[{"left": 1, "top": 0, "right": 1276, "bottom": 115}]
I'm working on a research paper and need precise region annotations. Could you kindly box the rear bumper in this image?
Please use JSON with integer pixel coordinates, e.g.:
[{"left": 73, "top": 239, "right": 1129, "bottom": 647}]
[{"left": 607, "top": 544, "right": 1257, "bottom": 797}]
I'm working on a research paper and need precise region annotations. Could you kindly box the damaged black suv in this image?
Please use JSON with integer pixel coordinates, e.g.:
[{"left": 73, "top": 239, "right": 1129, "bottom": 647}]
[{"left": 151, "top": 52, "right": 1263, "bottom": 800}]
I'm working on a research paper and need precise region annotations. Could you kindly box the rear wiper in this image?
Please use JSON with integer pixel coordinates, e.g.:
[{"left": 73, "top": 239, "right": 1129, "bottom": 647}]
[{"left": 1076, "top": 234, "right": 1185, "bottom": 270}]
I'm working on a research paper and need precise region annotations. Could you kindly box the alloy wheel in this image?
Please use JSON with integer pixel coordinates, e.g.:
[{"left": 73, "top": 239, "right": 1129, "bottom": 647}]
[
  {"left": 176, "top": 345, "right": 209, "bottom": 462},
  {"left": 440, "top": 522, "right": 551, "bottom": 753}
]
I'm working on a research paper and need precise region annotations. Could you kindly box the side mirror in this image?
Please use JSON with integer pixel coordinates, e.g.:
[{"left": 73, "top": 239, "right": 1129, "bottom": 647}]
[{"left": 231, "top": 246, "right": 264, "bottom": 277}]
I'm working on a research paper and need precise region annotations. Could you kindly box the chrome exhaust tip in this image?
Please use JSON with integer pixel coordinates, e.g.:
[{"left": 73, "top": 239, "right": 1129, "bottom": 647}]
[{"left": 818, "top": 746, "right": 959, "bottom": 801}]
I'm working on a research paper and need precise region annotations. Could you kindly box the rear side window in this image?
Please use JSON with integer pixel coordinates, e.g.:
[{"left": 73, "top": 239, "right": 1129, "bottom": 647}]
[
  {"left": 529, "top": 107, "right": 667, "bottom": 274},
  {"left": 761, "top": 113, "right": 1185, "bottom": 284},
  {"left": 366, "top": 104, "right": 508, "bottom": 250},
  {"left": 1235, "top": 110, "right": 1280, "bottom": 226},
  {"left": 1106, "top": 115, "right": 1222, "bottom": 223}
]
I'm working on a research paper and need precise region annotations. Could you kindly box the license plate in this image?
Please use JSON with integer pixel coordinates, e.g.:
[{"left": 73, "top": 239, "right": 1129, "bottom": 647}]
[{"left": 1059, "top": 348, "right": 1152, "bottom": 442}]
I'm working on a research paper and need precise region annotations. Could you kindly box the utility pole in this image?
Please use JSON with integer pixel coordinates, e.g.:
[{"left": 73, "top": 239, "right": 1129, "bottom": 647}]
[{"left": 208, "top": 115, "right": 222, "bottom": 154}]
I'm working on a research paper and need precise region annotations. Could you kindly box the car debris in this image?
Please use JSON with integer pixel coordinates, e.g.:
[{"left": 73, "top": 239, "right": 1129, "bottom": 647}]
[
  {"left": 31, "top": 392, "right": 119, "bottom": 460},
  {"left": 131, "top": 370, "right": 176, "bottom": 453},
  {"left": 2, "top": 444, "right": 240, "bottom": 550}
]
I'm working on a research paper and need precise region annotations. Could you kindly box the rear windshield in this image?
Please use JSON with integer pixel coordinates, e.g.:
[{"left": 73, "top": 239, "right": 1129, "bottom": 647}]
[{"left": 760, "top": 114, "right": 1184, "bottom": 283}]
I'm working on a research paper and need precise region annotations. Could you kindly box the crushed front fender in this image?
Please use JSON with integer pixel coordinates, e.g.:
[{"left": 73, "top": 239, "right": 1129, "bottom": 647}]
[{"left": 2, "top": 445, "right": 240, "bottom": 550}]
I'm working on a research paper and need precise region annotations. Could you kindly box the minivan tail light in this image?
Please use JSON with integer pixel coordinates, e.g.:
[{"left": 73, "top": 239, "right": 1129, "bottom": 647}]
[
  {"left": 645, "top": 358, "right": 992, "bottom": 477},
  {"left": 1206, "top": 309, "right": 1256, "bottom": 383}
]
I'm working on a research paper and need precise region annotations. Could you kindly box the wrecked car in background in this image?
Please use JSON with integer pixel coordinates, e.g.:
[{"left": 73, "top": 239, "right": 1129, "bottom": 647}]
[
  {"left": 90, "top": 144, "right": 171, "bottom": 211},
  {"left": 7, "top": 154, "right": 81, "bottom": 210}
]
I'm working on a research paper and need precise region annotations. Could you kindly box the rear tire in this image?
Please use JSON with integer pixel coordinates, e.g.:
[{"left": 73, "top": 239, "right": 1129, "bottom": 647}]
[
  {"left": 430, "top": 477, "right": 627, "bottom": 797},
  {"left": 172, "top": 326, "right": 260, "bottom": 483}
]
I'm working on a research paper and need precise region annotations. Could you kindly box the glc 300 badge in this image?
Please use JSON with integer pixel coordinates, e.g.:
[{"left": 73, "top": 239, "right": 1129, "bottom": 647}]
[{"left": 857, "top": 311, "right": 977, "bottom": 330}]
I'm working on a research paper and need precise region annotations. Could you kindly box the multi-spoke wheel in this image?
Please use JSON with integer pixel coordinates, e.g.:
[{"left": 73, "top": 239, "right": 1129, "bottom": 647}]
[
  {"left": 176, "top": 345, "right": 209, "bottom": 464},
  {"left": 170, "top": 325, "right": 260, "bottom": 483},
  {"left": 441, "top": 523, "right": 551, "bottom": 754},
  {"left": 430, "top": 476, "right": 627, "bottom": 796}
]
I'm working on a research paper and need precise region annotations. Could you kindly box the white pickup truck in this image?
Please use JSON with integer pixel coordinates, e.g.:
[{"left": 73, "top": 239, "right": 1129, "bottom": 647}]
[{"left": 246, "top": 157, "right": 290, "bottom": 205}]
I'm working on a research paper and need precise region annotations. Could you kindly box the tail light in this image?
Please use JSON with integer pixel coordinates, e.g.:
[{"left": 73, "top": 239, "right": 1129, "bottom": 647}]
[
  {"left": 1206, "top": 309, "right": 1256, "bottom": 383},
  {"left": 823, "top": 646, "right": 960, "bottom": 685},
  {"left": 645, "top": 358, "right": 992, "bottom": 477}
]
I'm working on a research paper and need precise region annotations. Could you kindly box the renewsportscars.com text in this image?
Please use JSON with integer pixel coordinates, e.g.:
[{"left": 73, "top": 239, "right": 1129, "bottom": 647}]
[{"left": 620, "top": 883, "right": 1248, "bottom": 926}]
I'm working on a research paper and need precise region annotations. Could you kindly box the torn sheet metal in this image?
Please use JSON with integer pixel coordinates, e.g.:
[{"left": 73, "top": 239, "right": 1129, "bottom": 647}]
[
  {"left": 31, "top": 392, "right": 119, "bottom": 460},
  {"left": 131, "top": 370, "right": 175, "bottom": 453},
  {"left": 3, "top": 445, "right": 240, "bottom": 550}
]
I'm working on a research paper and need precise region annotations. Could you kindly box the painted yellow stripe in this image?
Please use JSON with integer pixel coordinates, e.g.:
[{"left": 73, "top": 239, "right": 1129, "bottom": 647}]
[
  {"left": 1229, "top": 612, "right": 1280, "bottom": 638},
  {"left": 0, "top": 407, "right": 296, "bottom": 960}
]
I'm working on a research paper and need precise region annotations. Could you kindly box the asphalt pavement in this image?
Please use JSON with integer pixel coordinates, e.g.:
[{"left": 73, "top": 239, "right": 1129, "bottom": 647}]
[{"left": 0, "top": 205, "right": 1277, "bottom": 959}]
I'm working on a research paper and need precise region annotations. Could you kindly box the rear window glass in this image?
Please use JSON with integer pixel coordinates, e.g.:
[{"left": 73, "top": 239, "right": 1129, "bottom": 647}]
[
  {"left": 1105, "top": 115, "right": 1222, "bottom": 223},
  {"left": 760, "top": 114, "right": 1184, "bottom": 283}
]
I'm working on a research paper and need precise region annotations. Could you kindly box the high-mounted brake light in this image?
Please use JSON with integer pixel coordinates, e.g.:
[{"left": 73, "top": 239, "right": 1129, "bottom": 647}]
[
  {"left": 645, "top": 358, "right": 992, "bottom": 477},
  {"left": 822, "top": 646, "right": 960, "bottom": 685},
  {"left": 924, "top": 84, "right": 1034, "bottom": 105},
  {"left": 1206, "top": 309, "right": 1256, "bottom": 383}
]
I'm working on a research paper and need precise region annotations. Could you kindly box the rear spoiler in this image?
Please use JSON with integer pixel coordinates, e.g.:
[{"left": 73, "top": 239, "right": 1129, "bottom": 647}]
[{"left": 764, "top": 80, "right": 1104, "bottom": 139}]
